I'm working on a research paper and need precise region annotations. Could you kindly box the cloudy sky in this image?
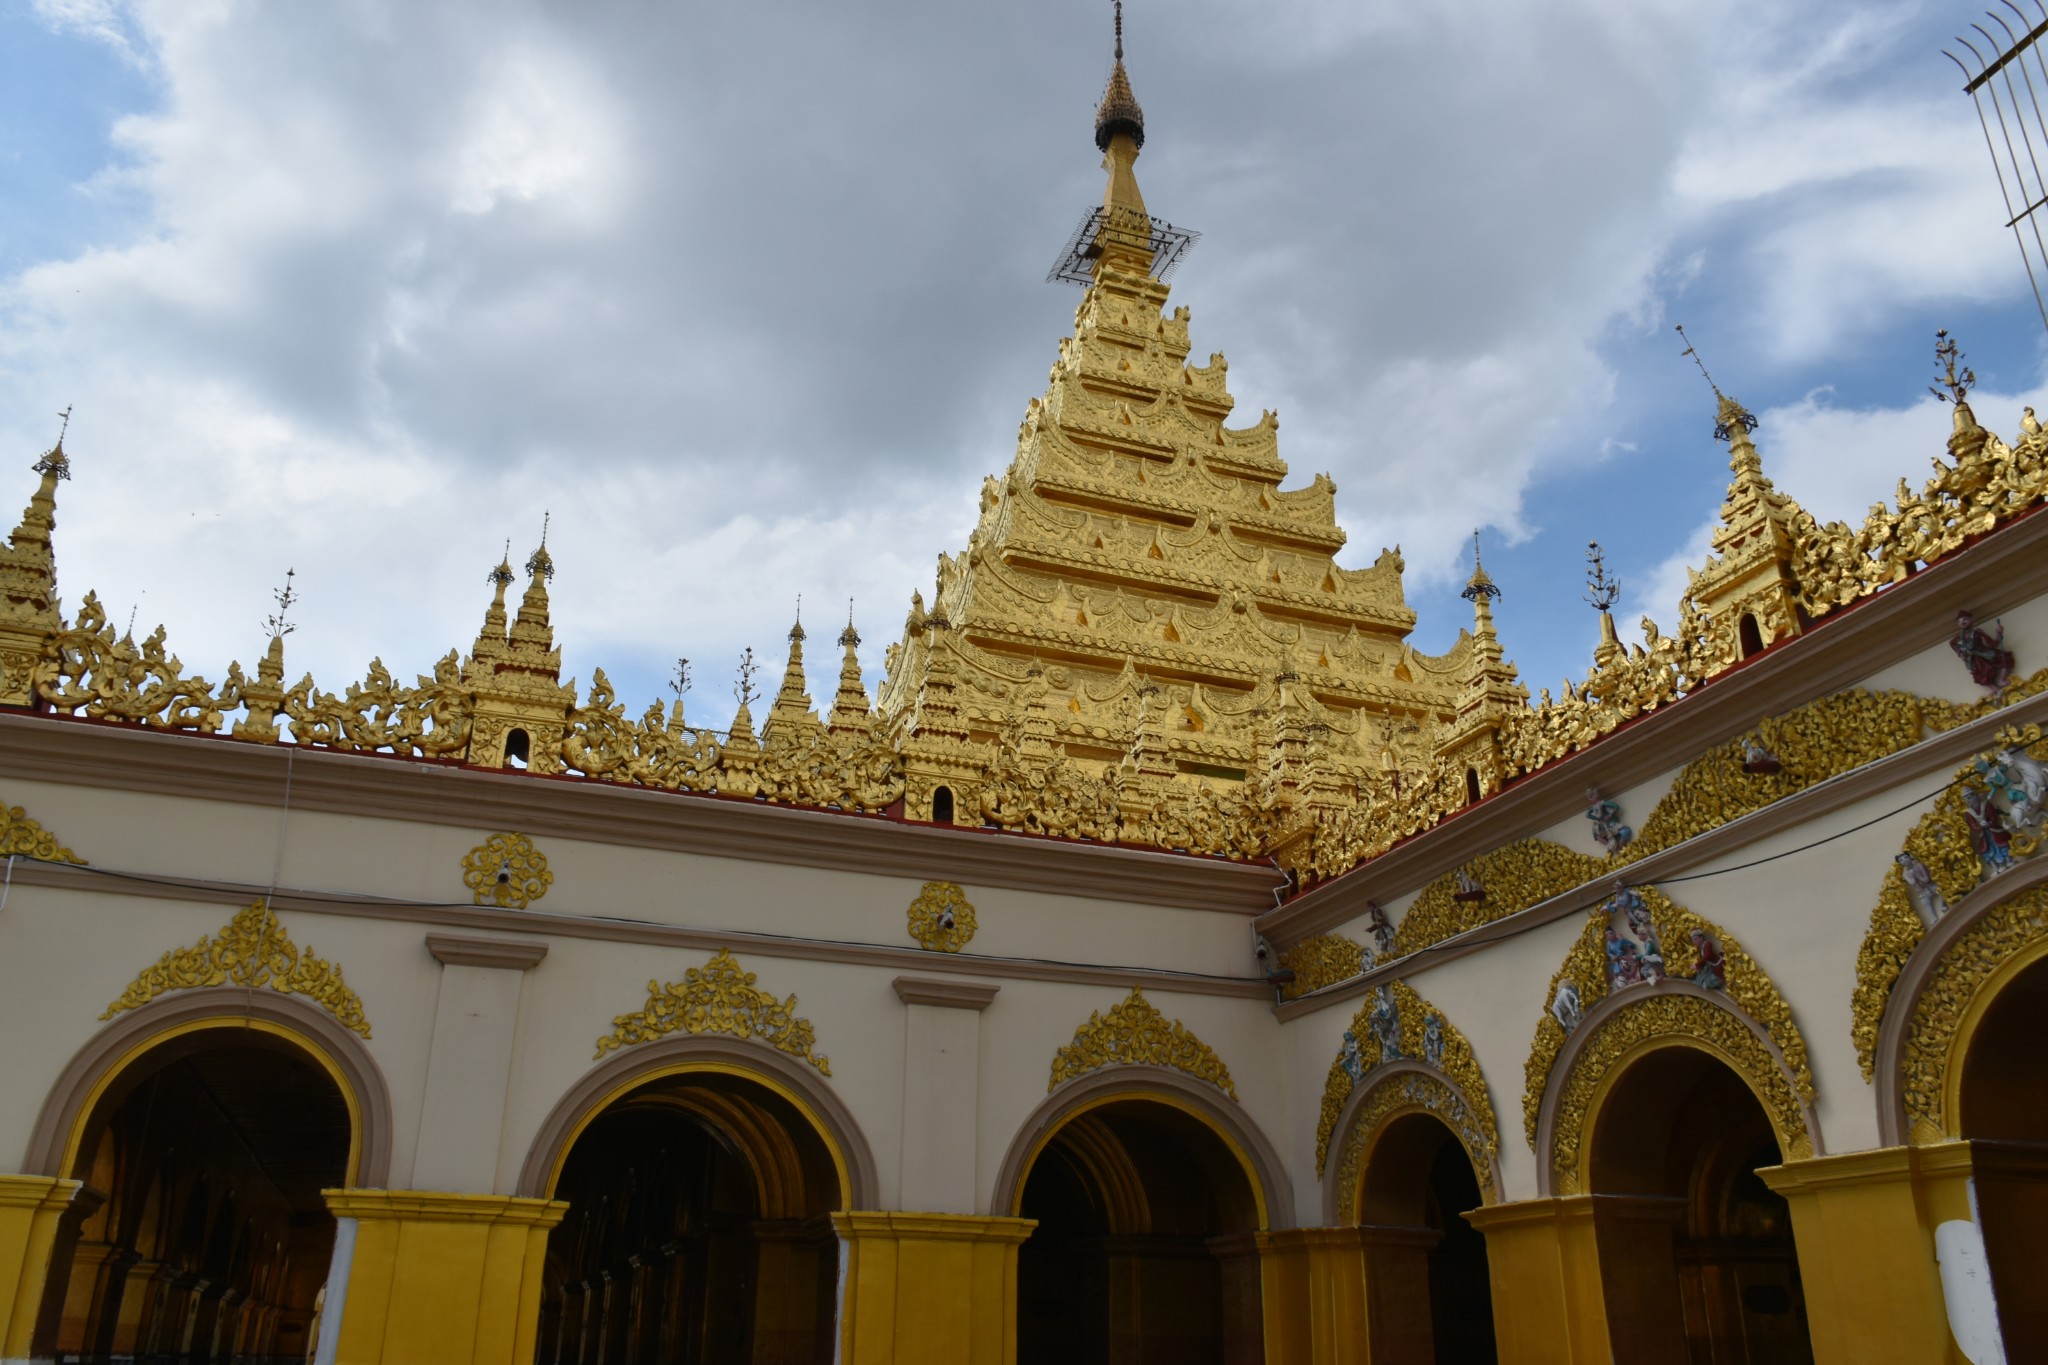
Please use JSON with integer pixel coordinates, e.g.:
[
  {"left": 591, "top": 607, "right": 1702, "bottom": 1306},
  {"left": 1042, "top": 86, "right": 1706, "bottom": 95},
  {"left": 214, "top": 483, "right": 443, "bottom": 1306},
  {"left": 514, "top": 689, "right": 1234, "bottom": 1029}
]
[{"left": 5, "top": 0, "right": 2047, "bottom": 728}]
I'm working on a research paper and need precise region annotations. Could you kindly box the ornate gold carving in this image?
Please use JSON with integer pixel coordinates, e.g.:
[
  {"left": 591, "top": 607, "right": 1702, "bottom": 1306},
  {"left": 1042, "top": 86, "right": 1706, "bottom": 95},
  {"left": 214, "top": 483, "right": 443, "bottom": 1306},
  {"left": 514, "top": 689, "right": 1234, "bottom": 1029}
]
[
  {"left": 1852, "top": 723, "right": 2048, "bottom": 1078},
  {"left": 1550, "top": 992, "right": 1811, "bottom": 1193},
  {"left": 1393, "top": 840, "right": 1601, "bottom": 958},
  {"left": 1334, "top": 1069, "right": 1497, "bottom": 1218},
  {"left": 1048, "top": 988, "right": 1236, "bottom": 1099},
  {"left": 1278, "top": 934, "right": 1364, "bottom": 998},
  {"left": 593, "top": 948, "right": 830, "bottom": 1074},
  {"left": 1313, "top": 980, "right": 1498, "bottom": 1175},
  {"left": 101, "top": 901, "right": 369, "bottom": 1038},
  {"left": 1523, "top": 887, "right": 1811, "bottom": 1146},
  {"left": 461, "top": 831, "right": 553, "bottom": 909},
  {"left": 1900, "top": 883, "right": 2048, "bottom": 1141},
  {"left": 907, "top": 880, "right": 977, "bottom": 953},
  {"left": 0, "top": 798, "right": 84, "bottom": 864}
]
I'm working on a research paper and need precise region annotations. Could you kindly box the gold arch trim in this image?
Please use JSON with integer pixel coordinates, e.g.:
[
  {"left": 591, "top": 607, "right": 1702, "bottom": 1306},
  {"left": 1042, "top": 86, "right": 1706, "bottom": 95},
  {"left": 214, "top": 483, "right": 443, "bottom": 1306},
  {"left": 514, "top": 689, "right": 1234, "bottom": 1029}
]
[
  {"left": 100, "top": 901, "right": 370, "bottom": 1038},
  {"left": 1333, "top": 1069, "right": 1497, "bottom": 1218},
  {"left": 0, "top": 796, "right": 85, "bottom": 864},
  {"left": 1313, "top": 979, "right": 1498, "bottom": 1174},
  {"left": 1853, "top": 721, "right": 2048, "bottom": 1079},
  {"left": 1900, "top": 883, "right": 2048, "bottom": 1142},
  {"left": 594, "top": 948, "right": 830, "bottom": 1075},
  {"left": 1551, "top": 992, "right": 1812, "bottom": 1194},
  {"left": 1048, "top": 988, "right": 1236, "bottom": 1100},
  {"left": 1522, "top": 886, "right": 1810, "bottom": 1146}
]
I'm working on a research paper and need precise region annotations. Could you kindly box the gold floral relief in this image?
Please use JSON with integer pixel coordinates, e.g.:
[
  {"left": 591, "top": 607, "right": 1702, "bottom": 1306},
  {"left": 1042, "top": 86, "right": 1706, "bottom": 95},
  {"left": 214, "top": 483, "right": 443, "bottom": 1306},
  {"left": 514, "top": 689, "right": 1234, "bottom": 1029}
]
[
  {"left": 462, "top": 831, "right": 553, "bottom": 909},
  {"left": 1278, "top": 934, "right": 1364, "bottom": 999},
  {"left": 101, "top": 901, "right": 369, "bottom": 1038},
  {"left": 1899, "top": 883, "right": 2048, "bottom": 1141},
  {"left": 0, "top": 798, "right": 85, "bottom": 864},
  {"left": 906, "top": 880, "right": 977, "bottom": 953},
  {"left": 594, "top": 948, "right": 830, "bottom": 1074},
  {"left": 1550, "top": 992, "right": 1811, "bottom": 1194},
  {"left": 1393, "top": 839, "right": 1601, "bottom": 959},
  {"left": 1521, "top": 886, "right": 1810, "bottom": 1146},
  {"left": 1333, "top": 1069, "right": 1498, "bottom": 1220},
  {"left": 1048, "top": 988, "right": 1236, "bottom": 1100},
  {"left": 1313, "top": 979, "right": 1498, "bottom": 1174}
]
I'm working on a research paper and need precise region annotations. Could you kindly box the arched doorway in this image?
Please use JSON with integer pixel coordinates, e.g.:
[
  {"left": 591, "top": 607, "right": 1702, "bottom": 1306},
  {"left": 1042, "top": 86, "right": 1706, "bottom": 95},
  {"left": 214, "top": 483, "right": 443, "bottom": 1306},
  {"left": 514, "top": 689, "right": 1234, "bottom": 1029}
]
[
  {"left": 1956, "top": 947, "right": 2048, "bottom": 1354},
  {"left": 534, "top": 1068, "right": 842, "bottom": 1365},
  {"left": 1014, "top": 1097, "right": 1265, "bottom": 1365},
  {"left": 1586, "top": 1045, "right": 1812, "bottom": 1364},
  {"left": 34, "top": 1025, "right": 354, "bottom": 1363},
  {"left": 1355, "top": 1110, "right": 1496, "bottom": 1363}
]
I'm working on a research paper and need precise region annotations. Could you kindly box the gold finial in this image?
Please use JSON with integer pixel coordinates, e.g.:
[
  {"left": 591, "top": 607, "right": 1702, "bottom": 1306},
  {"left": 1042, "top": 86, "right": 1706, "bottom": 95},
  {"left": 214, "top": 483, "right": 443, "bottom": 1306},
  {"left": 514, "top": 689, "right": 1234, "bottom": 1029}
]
[
  {"left": 1675, "top": 324, "right": 1723, "bottom": 400},
  {"left": 1096, "top": 0, "right": 1144, "bottom": 151},
  {"left": 54, "top": 405, "right": 71, "bottom": 446},
  {"left": 263, "top": 567, "right": 298, "bottom": 640},
  {"left": 734, "top": 646, "right": 761, "bottom": 710},
  {"left": 790, "top": 593, "right": 805, "bottom": 643},
  {"left": 524, "top": 513, "right": 555, "bottom": 581},
  {"left": 1677, "top": 325, "right": 1758, "bottom": 442},
  {"left": 1461, "top": 529, "right": 1500, "bottom": 603},
  {"left": 839, "top": 597, "right": 861, "bottom": 649},
  {"left": 34, "top": 406, "right": 73, "bottom": 480},
  {"left": 488, "top": 539, "right": 515, "bottom": 589},
  {"left": 1930, "top": 328, "right": 1975, "bottom": 406},
  {"left": 1584, "top": 541, "right": 1619, "bottom": 614},
  {"left": 1114, "top": 0, "right": 1124, "bottom": 59},
  {"left": 671, "top": 657, "right": 691, "bottom": 698}
]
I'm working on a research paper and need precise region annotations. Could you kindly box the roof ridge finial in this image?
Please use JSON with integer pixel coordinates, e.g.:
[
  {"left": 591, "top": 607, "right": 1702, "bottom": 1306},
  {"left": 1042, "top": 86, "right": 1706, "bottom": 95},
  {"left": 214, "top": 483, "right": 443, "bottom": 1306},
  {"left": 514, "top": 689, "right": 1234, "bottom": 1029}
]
[
  {"left": 525, "top": 513, "right": 555, "bottom": 581},
  {"left": 1115, "top": 0, "right": 1124, "bottom": 60},
  {"left": 790, "top": 592, "right": 805, "bottom": 643},
  {"left": 1462, "top": 529, "right": 1500, "bottom": 603},
  {"left": 839, "top": 596, "right": 861, "bottom": 649},
  {"left": 1095, "top": 0, "right": 1144, "bottom": 152}
]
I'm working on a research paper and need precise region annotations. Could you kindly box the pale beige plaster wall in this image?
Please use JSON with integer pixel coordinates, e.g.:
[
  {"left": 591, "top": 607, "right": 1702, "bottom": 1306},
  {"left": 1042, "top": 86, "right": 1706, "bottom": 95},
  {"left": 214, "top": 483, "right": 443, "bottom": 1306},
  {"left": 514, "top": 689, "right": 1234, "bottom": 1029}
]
[{"left": 412, "top": 959, "right": 530, "bottom": 1194}]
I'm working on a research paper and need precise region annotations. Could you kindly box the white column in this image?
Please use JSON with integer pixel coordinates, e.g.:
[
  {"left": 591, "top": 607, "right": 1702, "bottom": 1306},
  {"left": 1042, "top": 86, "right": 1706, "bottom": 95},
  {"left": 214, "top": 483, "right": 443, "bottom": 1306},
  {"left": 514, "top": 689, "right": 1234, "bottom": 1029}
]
[
  {"left": 410, "top": 933, "right": 548, "bottom": 1194},
  {"left": 892, "top": 976, "right": 998, "bottom": 1215}
]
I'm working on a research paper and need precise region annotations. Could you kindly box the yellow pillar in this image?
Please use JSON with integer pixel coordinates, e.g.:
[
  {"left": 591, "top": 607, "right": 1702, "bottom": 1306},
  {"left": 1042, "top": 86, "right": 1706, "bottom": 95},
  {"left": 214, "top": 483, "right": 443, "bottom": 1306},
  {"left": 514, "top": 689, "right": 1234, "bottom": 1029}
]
[
  {"left": 1463, "top": 1196, "right": 1608, "bottom": 1365},
  {"left": 1759, "top": 1146, "right": 1971, "bottom": 1365},
  {"left": 0, "top": 1174, "right": 81, "bottom": 1359},
  {"left": 1258, "top": 1227, "right": 1369, "bottom": 1365},
  {"left": 832, "top": 1211, "right": 1035, "bottom": 1365},
  {"left": 323, "top": 1189, "right": 567, "bottom": 1365}
]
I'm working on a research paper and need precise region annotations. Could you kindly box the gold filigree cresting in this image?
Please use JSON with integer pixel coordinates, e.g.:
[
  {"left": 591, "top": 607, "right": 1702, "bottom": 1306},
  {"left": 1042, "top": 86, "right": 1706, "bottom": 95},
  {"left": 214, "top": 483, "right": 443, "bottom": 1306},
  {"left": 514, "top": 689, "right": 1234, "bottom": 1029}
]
[
  {"left": 1899, "top": 883, "right": 2048, "bottom": 1142},
  {"left": 906, "top": 880, "right": 977, "bottom": 953},
  {"left": 0, "top": 797, "right": 84, "bottom": 864},
  {"left": 1334, "top": 1069, "right": 1497, "bottom": 1218},
  {"left": 1278, "top": 934, "right": 1365, "bottom": 998},
  {"left": 593, "top": 948, "right": 830, "bottom": 1074},
  {"left": 1312, "top": 979, "right": 1498, "bottom": 1176},
  {"left": 461, "top": 831, "right": 553, "bottom": 909},
  {"left": 1549, "top": 991, "right": 1812, "bottom": 1193},
  {"left": 1048, "top": 988, "right": 1236, "bottom": 1099},
  {"left": 1522, "top": 886, "right": 1811, "bottom": 1146},
  {"left": 100, "top": 901, "right": 369, "bottom": 1038},
  {"left": 1851, "top": 722, "right": 2048, "bottom": 1079}
]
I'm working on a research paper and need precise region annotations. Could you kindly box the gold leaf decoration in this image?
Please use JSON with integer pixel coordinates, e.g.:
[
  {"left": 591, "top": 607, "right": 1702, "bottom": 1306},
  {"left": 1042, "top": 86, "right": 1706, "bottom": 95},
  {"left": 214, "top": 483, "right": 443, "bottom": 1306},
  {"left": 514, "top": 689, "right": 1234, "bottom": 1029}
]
[
  {"left": 1393, "top": 840, "right": 1601, "bottom": 958},
  {"left": 100, "top": 901, "right": 369, "bottom": 1038},
  {"left": 1312, "top": 979, "right": 1498, "bottom": 1175},
  {"left": 1550, "top": 992, "right": 1811, "bottom": 1194},
  {"left": 1278, "top": 933, "right": 1364, "bottom": 999},
  {"left": 1899, "top": 883, "right": 2048, "bottom": 1141},
  {"left": 594, "top": 948, "right": 830, "bottom": 1074},
  {"left": 1851, "top": 723, "right": 2048, "bottom": 1079},
  {"left": 1521, "top": 886, "right": 1810, "bottom": 1146},
  {"left": 461, "top": 831, "right": 553, "bottom": 909},
  {"left": 1334, "top": 1070, "right": 1497, "bottom": 1218},
  {"left": 0, "top": 798, "right": 85, "bottom": 864},
  {"left": 1048, "top": 988, "right": 1236, "bottom": 1100},
  {"left": 906, "top": 880, "right": 977, "bottom": 953}
]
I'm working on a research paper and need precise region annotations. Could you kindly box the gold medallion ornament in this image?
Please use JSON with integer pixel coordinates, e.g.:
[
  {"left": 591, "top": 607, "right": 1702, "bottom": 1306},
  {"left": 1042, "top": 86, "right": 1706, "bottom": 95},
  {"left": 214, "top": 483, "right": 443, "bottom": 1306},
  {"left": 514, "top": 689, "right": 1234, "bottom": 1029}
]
[
  {"left": 594, "top": 948, "right": 830, "bottom": 1074},
  {"left": 462, "top": 831, "right": 553, "bottom": 909},
  {"left": 1548, "top": 992, "right": 1811, "bottom": 1194},
  {"left": 0, "top": 797, "right": 84, "bottom": 864},
  {"left": 906, "top": 880, "right": 977, "bottom": 953},
  {"left": 1047, "top": 988, "right": 1236, "bottom": 1099},
  {"left": 101, "top": 900, "right": 370, "bottom": 1038}
]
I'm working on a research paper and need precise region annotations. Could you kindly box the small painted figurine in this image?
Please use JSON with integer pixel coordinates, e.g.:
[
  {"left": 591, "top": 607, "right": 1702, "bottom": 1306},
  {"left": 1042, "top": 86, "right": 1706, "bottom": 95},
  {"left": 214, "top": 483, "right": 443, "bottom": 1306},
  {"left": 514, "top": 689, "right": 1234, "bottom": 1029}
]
[
  {"left": 1453, "top": 868, "right": 1485, "bottom": 902},
  {"left": 1689, "top": 928, "right": 1727, "bottom": 991},
  {"left": 1339, "top": 1029, "right": 1366, "bottom": 1083},
  {"left": 1965, "top": 787, "right": 2015, "bottom": 876},
  {"left": 1422, "top": 1011, "right": 1446, "bottom": 1069},
  {"left": 1369, "top": 984, "right": 1404, "bottom": 1061},
  {"left": 1606, "top": 928, "right": 1644, "bottom": 988},
  {"left": 1551, "top": 979, "right": 1584, "bottom": 1034},
  {"left": 1638, "top": 925, "right": 1667, "bottom": 983},
  {"left": 1365, "top": 899, "right": 1397, "bottom": 956},
  {"left": 1976, "top": 746, "right": 2047, "bottom": 833},
  {"left": 1950, "top": 610, "right": 2016, "bottom": 692},
  {"left": 1895, "top": 852, "right": 1950, "bottom": 927},
  {"left": 1741, "top": 735, "right": 1783, "bottom": 775},
  {"left": 1585, "top": 787, "right": 1634, "bottom": 855}
]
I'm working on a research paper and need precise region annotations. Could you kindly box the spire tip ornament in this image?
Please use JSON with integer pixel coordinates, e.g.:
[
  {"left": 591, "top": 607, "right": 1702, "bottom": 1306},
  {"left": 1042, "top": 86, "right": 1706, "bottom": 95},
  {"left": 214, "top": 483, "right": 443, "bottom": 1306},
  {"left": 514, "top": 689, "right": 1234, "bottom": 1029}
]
[
  {"left": 525, "top": 513, "right": 555, "bottom": 581},
  {"left": 262, "top": 567, "right": 298, "bottom": 640},
  {"left": 1462, "top": 530, "right": 1501, "bottom": 604}
]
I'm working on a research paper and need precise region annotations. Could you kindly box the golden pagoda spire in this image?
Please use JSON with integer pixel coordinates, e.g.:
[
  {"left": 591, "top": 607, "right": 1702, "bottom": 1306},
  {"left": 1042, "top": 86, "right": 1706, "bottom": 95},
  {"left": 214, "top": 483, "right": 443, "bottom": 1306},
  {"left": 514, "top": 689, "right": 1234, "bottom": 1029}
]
[
  {"left": 1092, "top": 0, "right": 1153, "bottom": 277},
  {"left": 472, "top": 540, "right": 515, "bottom": 660},
  {"left": 765, "top": 598, "right": 821, "bottom": 740},
  {"left": 0, "top": 412, "right": 73, "bottom": 705},
  {"left": 828, "top": 603, "right": 873, "bottom": 735}
]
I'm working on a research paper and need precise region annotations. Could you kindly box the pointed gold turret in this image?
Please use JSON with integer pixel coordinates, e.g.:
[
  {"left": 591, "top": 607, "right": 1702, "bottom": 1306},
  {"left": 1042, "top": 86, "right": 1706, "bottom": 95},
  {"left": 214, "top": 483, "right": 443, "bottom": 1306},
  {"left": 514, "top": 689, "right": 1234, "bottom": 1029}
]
[
  {"left": 1438, "top": 534, "right": 1527, "bottom": 803},
  {"left": 0, "top": 417, "right": 72, "bottom": 705},
  {"left": 765, "top": 605, "right": 822, "bottom": 742},
  {"left": 463, "top": 522, "right": 575, "bottom": 770},
  {"left": 828, "top": 609, "right": 874, "bottom": 736},
  {"left": 1684, "top": 392, "right": 1809, "bottom": 672}
]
